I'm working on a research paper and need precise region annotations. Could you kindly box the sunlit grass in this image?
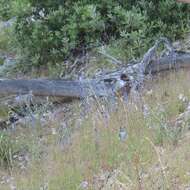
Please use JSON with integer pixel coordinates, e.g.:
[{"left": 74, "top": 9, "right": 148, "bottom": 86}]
[
  {"left": 0, "top": 27, "right": 11, "bottom": 52},
  {"left": 0, "top": 70, "right": 190, "bottom": 189}
]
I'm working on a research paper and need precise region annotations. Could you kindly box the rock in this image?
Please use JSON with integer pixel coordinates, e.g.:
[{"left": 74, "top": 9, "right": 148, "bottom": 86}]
[{"left": 119, "top": 127, "right": 127, "bottom": 141}]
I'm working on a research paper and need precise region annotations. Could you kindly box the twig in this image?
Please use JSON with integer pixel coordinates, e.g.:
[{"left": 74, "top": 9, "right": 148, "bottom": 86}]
[{"left": 98, "top": 47, "right": 123, "bottom": 65}]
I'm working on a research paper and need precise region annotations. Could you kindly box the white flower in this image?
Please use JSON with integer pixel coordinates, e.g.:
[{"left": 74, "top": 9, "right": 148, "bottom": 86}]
[
  {"left": 178, "top": 93, "right": 188, "bottom": 103},
  {"left": 80, "top": 181, "right": 88, "bottom": 189},
  {"left": 143, "top": 104, "right": 150, "bottom": 118},
  {"left": 187, "top": 102, "right": 190, "bottom": 112},
  {"left": 146, "top": 89, "right": 153, "bottom": 96},
  {"left": 39, "top": 10, "right": 45, "bottom": 18},
  {"left": 51, "top": 128, "right": 57, "bottom": 135}
]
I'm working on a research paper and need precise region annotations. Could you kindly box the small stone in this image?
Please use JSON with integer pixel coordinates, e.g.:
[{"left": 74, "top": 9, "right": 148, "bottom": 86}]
[{"left": 119, "top": 127, "right": 127, "bottom": 141}]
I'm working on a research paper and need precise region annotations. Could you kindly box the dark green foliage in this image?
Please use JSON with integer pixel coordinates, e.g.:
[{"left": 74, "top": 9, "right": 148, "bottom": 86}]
[
  {"left": 138, "top": 0, "right": 190, "bottom": 38},
  {"left": 3, "top": 0, "right": 190, "bottom": 68},
  {"left": 0, "top": 0, "right": 12, "bottom": 20}
]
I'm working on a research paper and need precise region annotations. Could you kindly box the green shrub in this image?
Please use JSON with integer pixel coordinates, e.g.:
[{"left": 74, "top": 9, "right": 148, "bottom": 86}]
[
  {"left": 0, "top": 0, "right": 12, "bottom": 20},
  {"left": 9, "top": 0, "right": 190, "bottom": 68},
  {"left": 0, "top": 0, "right": 30, "bottom": 20},
  {"left": 14, "top": 4, "right": 105, "bottom": 66}
]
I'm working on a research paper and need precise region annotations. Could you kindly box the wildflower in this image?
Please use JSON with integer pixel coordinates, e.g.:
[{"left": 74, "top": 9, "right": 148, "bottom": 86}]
[
  {"left": 80, "top": 181, "right": 88, "bottom": 189},
  {"left": 39, "top": 10, "right": 45, "bottom": 18},
  {"left": 51, "top": 128, "right": 57, "bottom": 135},
  {"left": 143, "top": 104, "right": 150, "bottom": 118},
  {"left": 146, "top": 89, "right": 153, "bottom": 96},
  {"left": 178, "top": 93, "right": 188, "bottom": 103}
]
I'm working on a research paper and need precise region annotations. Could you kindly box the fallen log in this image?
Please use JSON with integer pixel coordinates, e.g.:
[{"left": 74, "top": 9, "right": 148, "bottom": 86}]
[
  {"left": 177, "top": 0, "right": 190, "bottom": 3},
  {"left": 0, "top": 51, "right": 190, "bottom": 99},
  {"left": 0, "top": 39, "right": 190, "bottom": 100},
  {"left": 145, "top": 51, "right": 190, "bottom": 74},
  {"left": 0, "top": 79, "right": 108, "bottom": 98}
]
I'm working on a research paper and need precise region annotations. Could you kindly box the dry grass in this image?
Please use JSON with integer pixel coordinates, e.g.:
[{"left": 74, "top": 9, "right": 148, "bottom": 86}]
[{"left": 1, "top": 70, "right": 190, "bottom": 190}]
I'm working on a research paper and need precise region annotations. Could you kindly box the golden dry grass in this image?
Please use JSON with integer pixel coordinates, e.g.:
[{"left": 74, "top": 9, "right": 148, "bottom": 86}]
[{"left": 1, "top": 69, "right": 190, "bottom": 190}]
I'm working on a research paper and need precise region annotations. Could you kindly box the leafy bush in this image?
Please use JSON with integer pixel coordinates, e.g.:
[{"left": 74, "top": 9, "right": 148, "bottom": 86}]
[
  {"left": 0, "top": 0, "right": 12, "bottom": 20},
  {"left": 9, "top": 0, "right": 190, "bottom": 68},
  {"left": 0, "top": 0, "right": 29, "bottom": 20}
]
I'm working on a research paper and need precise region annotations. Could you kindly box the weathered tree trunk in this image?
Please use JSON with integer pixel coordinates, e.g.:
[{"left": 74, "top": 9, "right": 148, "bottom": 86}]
[
  {"left": 0, "top": 52, "right": 189, "bottom": 99},
  {"left": 0, "top": 36, "right": 190, "bottom": 100},
  {"left": 145, "top": 52, "right": 190, "bottom": 74},
  {"left": 177, "top": 0, "right": 190, "bottom": 3},
  {"left": 0, "top": 79, "right": 103, "bottom": 98}
]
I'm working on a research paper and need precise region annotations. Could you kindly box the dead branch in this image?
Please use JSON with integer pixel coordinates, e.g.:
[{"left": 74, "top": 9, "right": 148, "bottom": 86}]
[{"left": 0, "top": 39, "right": 189, "bottom": 100}]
